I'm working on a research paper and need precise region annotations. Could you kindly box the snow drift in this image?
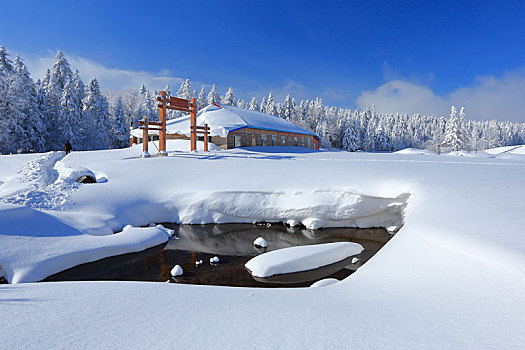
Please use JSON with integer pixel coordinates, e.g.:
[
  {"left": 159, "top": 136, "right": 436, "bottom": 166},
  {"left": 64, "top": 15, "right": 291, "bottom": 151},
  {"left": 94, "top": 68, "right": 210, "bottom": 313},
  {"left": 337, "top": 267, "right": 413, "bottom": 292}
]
[{"left": 176, "top": 190, "right": 409, "bottom": 230}]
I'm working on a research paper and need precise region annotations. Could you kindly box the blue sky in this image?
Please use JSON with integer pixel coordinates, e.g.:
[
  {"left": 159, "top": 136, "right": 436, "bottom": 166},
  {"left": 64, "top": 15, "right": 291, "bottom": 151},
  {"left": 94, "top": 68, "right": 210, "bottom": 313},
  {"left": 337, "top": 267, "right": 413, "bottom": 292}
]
[{"left": 1, "top": 1, "right": 525, "bottom": 121}]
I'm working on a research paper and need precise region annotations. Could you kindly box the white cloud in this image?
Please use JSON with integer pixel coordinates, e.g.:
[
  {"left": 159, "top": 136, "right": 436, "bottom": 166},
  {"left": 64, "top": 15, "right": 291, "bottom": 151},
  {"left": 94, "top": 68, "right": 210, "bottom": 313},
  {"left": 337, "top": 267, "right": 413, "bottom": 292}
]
[
  {"left": 356, "top": 70, "right": 525, "bottom": 122},
  {"left": 24, "top": 51, "right": 186, "bottom": 92},
  {"left": 21, "top": 51, "right": 525, "bottom": 122}
]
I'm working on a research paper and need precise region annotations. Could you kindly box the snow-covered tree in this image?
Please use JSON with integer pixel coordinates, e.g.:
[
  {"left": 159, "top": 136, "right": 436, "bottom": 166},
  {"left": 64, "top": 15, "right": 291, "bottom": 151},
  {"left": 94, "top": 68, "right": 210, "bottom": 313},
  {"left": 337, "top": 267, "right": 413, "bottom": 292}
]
[
  {"left": 58, "top": 78, "right": 79, "bottom": 147},
  {"left": 443, "top": 106, "right": 469, "bottom": 151},
  {"left": 248, "top": 97, "right": 259, "bottom": 111},
  {"left": 266, "top": 92, "right": 276, "bottom": 116},
  {"left": 83, "top": 78, "right": 110, "bottom": 150},
  {"left": 259, "top": 96, "right": 266, "bottom": 114},
  {"left": 374, "top": 127, "right": 391, "bottom": 151},
  {"left": 0, "top": 45, "right": 14, "bottom": 75},
  {"left": 281, "top": 94, "right": 295, "bottom": 121},
  {"left": 222, "top": 87, "right": 235, "bottom": 105},
  {"left": 177, "top": 79, "right": 194, "bottom": 101},
  {"left": 197, "top": 86, "right": 206, "bottom": 109},
  {"left": 206, "top": 84, "right": 220, "bottom": 105},
  {"left": 0, "top": 47, "right": 13, "bottom": 153},
  {"left": 342, "top": 118, "right": 361, "bottom": 151},
  {"left": 41, "top": 51, "right": 74, "bottom": 149},
  {"left": 111, "top": 96, "right": 129, "bottom": 148}
]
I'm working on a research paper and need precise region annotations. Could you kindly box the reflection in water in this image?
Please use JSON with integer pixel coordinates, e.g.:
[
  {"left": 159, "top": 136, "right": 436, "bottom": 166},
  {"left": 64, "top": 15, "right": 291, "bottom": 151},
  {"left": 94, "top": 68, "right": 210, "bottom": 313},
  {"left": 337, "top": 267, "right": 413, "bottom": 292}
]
[{"left": 45, "top": 224, "right": 393, "bottom": 288}]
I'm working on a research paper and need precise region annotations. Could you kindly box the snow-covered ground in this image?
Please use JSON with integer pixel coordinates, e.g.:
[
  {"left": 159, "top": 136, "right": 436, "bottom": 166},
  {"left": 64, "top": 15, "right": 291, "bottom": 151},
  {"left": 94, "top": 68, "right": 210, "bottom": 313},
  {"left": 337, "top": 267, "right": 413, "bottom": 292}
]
[{"left": 1, "top": 141, "right": 524, "bottom": 348}]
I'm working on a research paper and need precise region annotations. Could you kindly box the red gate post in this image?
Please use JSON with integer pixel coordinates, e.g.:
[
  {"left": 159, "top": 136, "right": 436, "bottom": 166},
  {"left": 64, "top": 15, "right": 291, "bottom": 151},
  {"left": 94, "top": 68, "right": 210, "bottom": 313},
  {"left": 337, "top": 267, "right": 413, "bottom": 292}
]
[
  {"left": 158, "top": 91, "right": 168, "bottom": 156},
  {"left": 204, "top": 123, "right": 209, "bottom": 152},
  {"left": 190, "top": 98, "right": 197, "bottom": 152},
  {"left": 142, "top": 117, "right": 150, "bottom": 158}
]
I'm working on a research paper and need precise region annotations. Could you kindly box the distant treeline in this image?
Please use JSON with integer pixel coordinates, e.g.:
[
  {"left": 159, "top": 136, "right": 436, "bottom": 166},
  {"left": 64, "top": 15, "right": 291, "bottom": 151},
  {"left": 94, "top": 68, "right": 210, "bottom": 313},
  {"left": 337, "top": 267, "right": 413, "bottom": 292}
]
[{"left": 1, "top": 45, "right": 524, "bottom": 154}]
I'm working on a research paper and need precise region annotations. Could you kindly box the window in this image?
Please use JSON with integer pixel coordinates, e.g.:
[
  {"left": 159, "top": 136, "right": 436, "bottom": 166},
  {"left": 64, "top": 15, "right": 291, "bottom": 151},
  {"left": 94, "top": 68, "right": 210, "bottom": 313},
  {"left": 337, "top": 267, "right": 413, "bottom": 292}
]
[
  {"left": 307, "top": 138, "right": 312, "bottom": 148},
  {"left": 271, "top": 135, "right": 277, "bottom": 146},
  {"left": 261, "top": 134, "right": 267, "bottom": 146},
  {"left": 301, "top": 137, "right": 305, "bottom": 147},
  {"left": 234, "top": 135, "right": 242, "bottom": 148},
  {"left": 281, "top": 136, "right": 286, "bottom": 146},
  {"left": 294, "top": 137, "right": 298, "bottom": 146}
]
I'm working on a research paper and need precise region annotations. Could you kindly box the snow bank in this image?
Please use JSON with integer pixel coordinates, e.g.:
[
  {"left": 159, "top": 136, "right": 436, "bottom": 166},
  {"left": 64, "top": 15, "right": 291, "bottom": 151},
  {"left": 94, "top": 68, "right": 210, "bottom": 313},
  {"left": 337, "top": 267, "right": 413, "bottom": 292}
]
[
  {"left": 245, "top": 242, "right": 363, "bottom": 277},
  {"left": 484, "top": 144, "right": 525, "bottom": 155},
  {"left": 179, "top": 190, "right": 409, "bottom": 229},
  {"left": 0, "top": 203, "right": 171, "bottom": 283}
]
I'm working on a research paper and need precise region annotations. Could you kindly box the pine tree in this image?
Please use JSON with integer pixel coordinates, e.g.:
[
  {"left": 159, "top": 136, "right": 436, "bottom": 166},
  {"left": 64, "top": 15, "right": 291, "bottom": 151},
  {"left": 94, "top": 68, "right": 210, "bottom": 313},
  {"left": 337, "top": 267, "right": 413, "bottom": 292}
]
[
  {"left": 59, "top": 77, "right": 82, "bottom": 148},
  {"left": 2, "top": 55, "right": 27, "bottom": 153},
  {"left": 3, "top": 55, "right": 45, "bottom": 153},
  {"left": 43, "top": 51, "right": 74, "bottom": 149},
  {"left": 197, "top": 86, "right": 206, "bottom": 109},
  {"left": 163, "top": 84, "right": 171, "bottom": 97},
  {"left": 259, "top": 96, "right": 267, "bottom": 113},
  {"left": 236, "top": 99, "right": 245, "bottom": 108},
  {"left": 0, "top": 48, "right": 12, "bottom": 153},
  {"left": 374, "top": 127, "right": 391, "bottom": 151},
  {"left": 0, "top": 45, "right": 14, "bottom": 74},
  {"left": 138, "top": 85, "right": 156, "bottom": 121},
  {"left": 162, "top": 85, "right": 177, "bottom": 120},
  {"left": 222, "top": 87, "right": 235, "bottom": 105},
  {"left": 111, "top": 96, "right": 129, "bottom": 148},
  {"left": 342, "top": 118, "right": 361, "bottom": 151},
  {"left": 443, "top": 106, "right": 469, "bottom": 151},
  {"left": 266, "top": 92, "right": 276, "bottom": 116},
  {"left": 177, "top": 79, "right": 193, "bottom": 100},
  {"left": 281, "top": 94, "right": 295, "bottom": 121},
  {"left": 248, "top": 97, "right": 259, "bottom": 111},
  {"left": 83, "top": 78, "right": 110, "bottom": 150},
  {"left": 206, "top": 84, "right": 220, "bottom": 105}
]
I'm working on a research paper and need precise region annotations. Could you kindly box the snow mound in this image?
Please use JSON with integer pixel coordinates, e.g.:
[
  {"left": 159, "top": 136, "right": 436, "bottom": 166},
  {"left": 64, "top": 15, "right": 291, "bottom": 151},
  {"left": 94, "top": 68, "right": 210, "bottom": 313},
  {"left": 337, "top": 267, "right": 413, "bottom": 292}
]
[
  {"left": 0, "top": 152, "right": 100, "bottom": 210},
  {"left": 0, "top": 151, "right": 64, "bottom": 198},
  {"left": 181, "top": 190, "right": 409, "bottom": 229},
  {"left": 245, "top": 242, "right": 363, "bottom": 278},
  {"left": 210, "top": 256, "right": 219, "bottom": 264},
  {"left": 54, "top": 161, "right": 96, "bottom": 183},
  {"left": 254, "top": 237, "right": 267, "bottom": 248},
  {"left": 309, "top": 278, "right": 340, "bottom": 288},
  {"left": 170, "top": 265, "right": 183, "bottom": 277},
  {"left": 394, "top": 148, "right": 435, "bottom": 155}
]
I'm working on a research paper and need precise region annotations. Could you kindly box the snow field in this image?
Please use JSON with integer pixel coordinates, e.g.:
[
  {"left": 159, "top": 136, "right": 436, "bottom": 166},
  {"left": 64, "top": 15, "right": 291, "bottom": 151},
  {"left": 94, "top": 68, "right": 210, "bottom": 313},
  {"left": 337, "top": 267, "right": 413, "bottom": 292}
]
[{"left": 0, "top": 143, "right": 525, "bottom": 348}]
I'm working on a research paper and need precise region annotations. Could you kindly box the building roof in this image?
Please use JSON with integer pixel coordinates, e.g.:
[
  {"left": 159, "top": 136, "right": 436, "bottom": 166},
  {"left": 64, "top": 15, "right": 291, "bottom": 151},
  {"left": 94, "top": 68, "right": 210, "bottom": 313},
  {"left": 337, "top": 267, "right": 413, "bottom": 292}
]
[{"left": 131, "top": 104, "right": 319, "bottom": 139}]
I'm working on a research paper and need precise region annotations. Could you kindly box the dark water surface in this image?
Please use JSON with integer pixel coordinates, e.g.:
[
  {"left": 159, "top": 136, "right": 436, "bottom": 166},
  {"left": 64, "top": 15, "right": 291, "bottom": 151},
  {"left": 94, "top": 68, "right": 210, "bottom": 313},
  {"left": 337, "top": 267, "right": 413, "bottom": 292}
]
[{"left": 45, "top": 223, "right": 393, "bottom": 288}]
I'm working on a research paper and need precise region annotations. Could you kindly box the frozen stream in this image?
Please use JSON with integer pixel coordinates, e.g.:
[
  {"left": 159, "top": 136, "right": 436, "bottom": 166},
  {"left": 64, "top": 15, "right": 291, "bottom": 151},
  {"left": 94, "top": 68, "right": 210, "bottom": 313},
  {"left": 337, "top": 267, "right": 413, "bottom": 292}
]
[{"left": 45, "top": 223, "right": 394, "bottom": 287}]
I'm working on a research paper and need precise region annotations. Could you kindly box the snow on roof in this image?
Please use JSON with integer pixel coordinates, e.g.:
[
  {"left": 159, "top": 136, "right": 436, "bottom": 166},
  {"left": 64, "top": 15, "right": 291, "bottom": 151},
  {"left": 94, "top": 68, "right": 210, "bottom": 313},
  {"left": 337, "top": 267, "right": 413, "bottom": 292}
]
[{"left": 131, "top": 104, "right": 319, "bottom": 139}]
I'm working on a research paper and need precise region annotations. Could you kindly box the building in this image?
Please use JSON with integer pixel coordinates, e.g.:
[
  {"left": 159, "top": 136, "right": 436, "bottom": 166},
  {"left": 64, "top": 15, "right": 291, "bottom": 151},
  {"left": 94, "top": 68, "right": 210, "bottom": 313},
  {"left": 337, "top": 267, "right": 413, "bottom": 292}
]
[{"left": 130, "top": 103, "right": 320, "bottom": 150}]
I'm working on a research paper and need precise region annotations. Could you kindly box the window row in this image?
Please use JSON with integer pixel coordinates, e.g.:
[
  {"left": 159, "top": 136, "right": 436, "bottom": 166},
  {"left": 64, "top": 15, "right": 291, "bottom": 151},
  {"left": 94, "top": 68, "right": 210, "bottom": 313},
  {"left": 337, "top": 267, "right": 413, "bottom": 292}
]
[{"left": 233, "top": 133, "right": 313, "bottom": 148}]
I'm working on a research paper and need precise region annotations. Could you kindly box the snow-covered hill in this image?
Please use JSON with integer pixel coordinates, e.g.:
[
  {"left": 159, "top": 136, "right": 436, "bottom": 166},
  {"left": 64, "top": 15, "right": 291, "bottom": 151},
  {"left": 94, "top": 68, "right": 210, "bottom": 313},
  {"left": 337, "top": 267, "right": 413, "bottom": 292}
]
[{"left": 0, "top": 142, "right": 524, "bottom": 349}]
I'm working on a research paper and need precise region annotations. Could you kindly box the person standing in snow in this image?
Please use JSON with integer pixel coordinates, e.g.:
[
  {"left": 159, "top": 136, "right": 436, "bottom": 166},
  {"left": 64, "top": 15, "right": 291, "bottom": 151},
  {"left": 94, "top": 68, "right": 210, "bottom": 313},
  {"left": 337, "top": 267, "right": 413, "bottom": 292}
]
[{"left": 64, "top": 141, "right": 72, "bottom": 155}]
